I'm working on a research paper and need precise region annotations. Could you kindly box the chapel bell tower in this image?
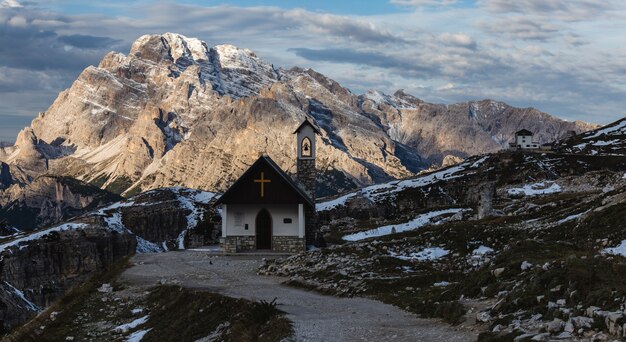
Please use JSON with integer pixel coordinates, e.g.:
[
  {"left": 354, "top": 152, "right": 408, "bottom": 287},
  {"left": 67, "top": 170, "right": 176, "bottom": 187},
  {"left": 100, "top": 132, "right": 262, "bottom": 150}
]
[{"left": 294, "top": 117, "right": 320, "bottom": 199}]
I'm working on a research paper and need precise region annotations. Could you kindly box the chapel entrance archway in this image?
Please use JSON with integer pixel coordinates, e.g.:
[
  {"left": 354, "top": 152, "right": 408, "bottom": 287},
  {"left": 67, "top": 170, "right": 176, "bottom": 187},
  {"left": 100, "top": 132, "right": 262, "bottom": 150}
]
[{"left": 256, "top": 209, "right": 272, "bottom": 250}]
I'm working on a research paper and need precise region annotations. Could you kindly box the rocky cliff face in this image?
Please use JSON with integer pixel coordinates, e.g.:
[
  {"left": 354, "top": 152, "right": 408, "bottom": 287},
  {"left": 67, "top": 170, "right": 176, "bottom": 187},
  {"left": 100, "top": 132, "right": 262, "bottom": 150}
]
[
  {"left": 0, "top": 33, "right": 595, "bottom": 197},
  {"left": 0, "top": 175, "right": 122, "bottom": 232},
  {"left": 0, "top": 223, "right": 137, "bottom": 333},
  {"left": 89, "top": 187, "right": 219, "bottom": 251}
]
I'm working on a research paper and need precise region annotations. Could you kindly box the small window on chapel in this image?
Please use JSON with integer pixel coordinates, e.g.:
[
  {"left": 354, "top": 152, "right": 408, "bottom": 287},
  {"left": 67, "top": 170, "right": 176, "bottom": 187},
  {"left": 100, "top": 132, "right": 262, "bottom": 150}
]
[{"left": 301, "top": 137, "right": 312, "bottom": 157}]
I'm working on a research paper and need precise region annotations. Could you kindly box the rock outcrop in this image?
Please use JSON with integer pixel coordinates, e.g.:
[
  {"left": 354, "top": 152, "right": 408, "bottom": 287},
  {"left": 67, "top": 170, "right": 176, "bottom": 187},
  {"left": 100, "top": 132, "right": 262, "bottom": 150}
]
[
  {"left": 0, "top": 223, "right": 137, "bottom": 333},
  {"left": 0, "top": 175, "right": 122, "bottom": 232}
]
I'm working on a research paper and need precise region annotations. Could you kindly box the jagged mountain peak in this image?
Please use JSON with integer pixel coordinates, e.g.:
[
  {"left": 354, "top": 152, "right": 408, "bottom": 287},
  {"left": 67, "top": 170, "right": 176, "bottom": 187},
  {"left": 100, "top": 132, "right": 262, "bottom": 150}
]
[{"left": 0, "top": 33, "right": 597, "bottom": 198}]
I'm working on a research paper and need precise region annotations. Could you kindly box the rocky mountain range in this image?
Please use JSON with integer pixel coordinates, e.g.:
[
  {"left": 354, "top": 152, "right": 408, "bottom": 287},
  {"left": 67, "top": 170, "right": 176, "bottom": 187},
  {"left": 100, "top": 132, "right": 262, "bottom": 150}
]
[{"left": 0, "top": 33, "right": 595, "bottom": 199}]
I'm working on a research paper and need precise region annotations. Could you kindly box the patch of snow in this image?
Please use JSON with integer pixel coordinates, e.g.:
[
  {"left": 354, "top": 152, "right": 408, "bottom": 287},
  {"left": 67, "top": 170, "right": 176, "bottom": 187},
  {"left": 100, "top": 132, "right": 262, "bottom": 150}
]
[
  {"left": 557, "top": 211, "right": 589, "bottom": 224},
  {"left": 508, "top": 182, "right": 562, "bottom": 197},
  {"left": 316, "top": 193, "right": 356, "bottom": 211},
  {"left": 114, "top": 315, "right": 149, "bottom": 333},
  {"left": 584, "top": 119, "right": 626, "bottom": 139},
  {"left": 192, "top": 190, "right": 218, "bottom": 204},
  {"left": 363, "top": 90, "right": 394, "bottom": 107},
  {"left": 136, "top": 237, "right": 163, "bottom": 253},
  {"left": 3, "top": 281, "right": 40, "bottom": 311},
  {"left": 126, "top": 328, "right": 152, "bottom": 342},
  {"left": 433, "top": 281, "right": 451, "bottom": 287},
  {"left": 592, "top": 139, "right": 621, "bottom": 146},
  {"left": 174, "top": 188, "right": 216, "bottom": 249},
  {"left": 0, "top": 223, "right": 88, "bottom": 255},
  {"left": 131, "top": 308, "right": 144, "bottom": 315},
  {"left": 521, "top": 261, "right": 533, "bottom": 271},
  {"left": 324, "top": 156, "right": 487, "bottom": 205},
  {"left": 622, "top": 172, "right": 626, "bottom": 179},
  {"left": 365, "top": 157, "right": 486, "bottom": 202},
  {"left": 342, "top": 208, "right": 468, "bottom": 241},
  {"left": 390, "top": 247, "right": 449, "bottom": 261},
  {"left": 472, "top": 245, "right": 494, "bottom": 255},
  {"left": 471, "top": 156, "right": 489, "bottom": 168},
  {"left": 96, "top": 201, "right": 164, "bottom": 253},
  {"left": 602, "top": 240, "right": 626, "bottom": 257}
]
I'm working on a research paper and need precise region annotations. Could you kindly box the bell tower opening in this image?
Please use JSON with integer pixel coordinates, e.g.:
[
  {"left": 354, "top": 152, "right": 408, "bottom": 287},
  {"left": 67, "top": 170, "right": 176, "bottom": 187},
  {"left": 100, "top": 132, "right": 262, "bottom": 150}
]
[{"left": 301, "top": 137, "right": 312, "bottom": 158}]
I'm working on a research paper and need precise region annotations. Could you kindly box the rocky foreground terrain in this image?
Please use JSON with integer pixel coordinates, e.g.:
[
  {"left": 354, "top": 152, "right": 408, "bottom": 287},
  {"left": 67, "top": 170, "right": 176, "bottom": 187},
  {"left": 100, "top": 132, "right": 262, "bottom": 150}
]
[
  {"left": 0, "top": 187, "right": 218, "bottom": 332},
  {"left": 259, "top": 121, "right": 626, "bottom": 341},
  {"left": 0, "top": 33, "right": 594, "bottom": 199}
]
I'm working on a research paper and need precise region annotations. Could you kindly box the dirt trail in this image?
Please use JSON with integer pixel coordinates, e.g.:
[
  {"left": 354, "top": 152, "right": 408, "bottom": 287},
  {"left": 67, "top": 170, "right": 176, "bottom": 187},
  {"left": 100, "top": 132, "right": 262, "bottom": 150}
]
[{"left": 121, "top": 251, "right": 477, "bottom": 342}]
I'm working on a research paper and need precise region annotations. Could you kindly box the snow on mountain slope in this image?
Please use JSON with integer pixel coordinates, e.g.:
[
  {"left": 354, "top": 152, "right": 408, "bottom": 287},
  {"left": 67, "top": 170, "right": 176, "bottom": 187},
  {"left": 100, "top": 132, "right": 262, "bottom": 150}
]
[
  {"left": 317, "top": 155, "right": 491, "bottom": 211},
  {"left": 342, "top": 208, "right": 468, "bottom": 241},
  {"left": 554, "top": 118, "right": 626, "bottom": 155}
]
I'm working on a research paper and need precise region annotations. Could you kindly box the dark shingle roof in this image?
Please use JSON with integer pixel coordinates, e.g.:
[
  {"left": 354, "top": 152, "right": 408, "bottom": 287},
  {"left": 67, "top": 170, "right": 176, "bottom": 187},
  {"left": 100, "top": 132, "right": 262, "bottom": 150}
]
[
  {"left": 215, "top": 155, "right": 314, "bottom": 206},
  {"left": 516, "top": 129, "right": 533, "bottom": 136},
  {"left": 293, "top": 116, "right": 321, "bottom": 135}
]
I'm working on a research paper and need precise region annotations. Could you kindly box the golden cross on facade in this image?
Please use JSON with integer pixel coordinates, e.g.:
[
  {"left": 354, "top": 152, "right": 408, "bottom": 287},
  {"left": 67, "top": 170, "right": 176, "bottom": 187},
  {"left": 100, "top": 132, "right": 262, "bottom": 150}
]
[{"left": 254, "top": 172, "right": 271, "bottom": 197}]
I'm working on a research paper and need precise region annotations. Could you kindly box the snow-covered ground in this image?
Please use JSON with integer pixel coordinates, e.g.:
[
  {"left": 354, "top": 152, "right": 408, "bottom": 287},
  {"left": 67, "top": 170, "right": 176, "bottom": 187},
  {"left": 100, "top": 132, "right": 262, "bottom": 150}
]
[
  {"left": 557, "top": 211, "right": 589, "bottom": 224},
  {"left": 602, "top": 240, "right": 626, "bottom": 257},
  {"left": 342, "top": 208, "right": 467, "bottom": 241},
  {"left": 3, "top": 281, "right": 40, "bottom": 312},
  {"left": 316, "top": 193, "right": 356, "bottom": 211},
  {"left": 584, "top": 119, "right": 626, "bottom": 140},
  {"left": 317, "top": 156, "right": 489, "bottom": 211},
  {"left": 472, "top": 245, "right": 495, "bottom": 255},
  {"left": 126, "top": 329, "right": 152, "bottom": 342},
  {"left": 389, "top": 247, "right": 449, "bottom": 261},
  {"left": 174, "top": 188, "right": 217, "bottom": 249},
  {"left": 114, "top": 315, "right": 150, "bottom": 333},
  {"left": 508, "top": 182, "right": 562, "bottom": 197},
  {"left": 0, "top": 223, "right": 88, "bottom": 257},
  {"left": 95, "top": 187, "right": 217, "bottom": 253}
]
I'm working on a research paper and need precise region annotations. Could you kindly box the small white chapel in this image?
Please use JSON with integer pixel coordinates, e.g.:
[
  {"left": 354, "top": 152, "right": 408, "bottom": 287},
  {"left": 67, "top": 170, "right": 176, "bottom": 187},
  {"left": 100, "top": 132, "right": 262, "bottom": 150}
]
[{"left": 216, "top": 118, "right": 320, "bottom": 253}]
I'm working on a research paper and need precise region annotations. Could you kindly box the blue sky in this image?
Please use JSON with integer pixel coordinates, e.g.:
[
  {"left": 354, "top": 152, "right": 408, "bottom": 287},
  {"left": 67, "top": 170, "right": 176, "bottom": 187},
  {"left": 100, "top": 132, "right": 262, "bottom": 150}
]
[
  {"left": 38, "top": 0, "right": 410, "bottom": 16},
  {"left": 0, "top": 0, "right": 625, "bottom": 142}
]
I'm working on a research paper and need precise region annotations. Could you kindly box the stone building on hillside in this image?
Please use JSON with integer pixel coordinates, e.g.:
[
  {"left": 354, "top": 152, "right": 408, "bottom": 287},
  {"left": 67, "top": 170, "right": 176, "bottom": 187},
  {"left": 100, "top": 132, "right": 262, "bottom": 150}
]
[
  {"left": 509, "top": 129, "right": 540, "bottom": 150},
  {"left": 216, "top": 118, "right": 320, "bottom": 253}
]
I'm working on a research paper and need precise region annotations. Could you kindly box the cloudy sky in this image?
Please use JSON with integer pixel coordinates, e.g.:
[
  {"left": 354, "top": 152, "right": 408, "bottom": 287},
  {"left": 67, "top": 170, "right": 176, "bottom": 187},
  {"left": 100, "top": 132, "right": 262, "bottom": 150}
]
[{"left": 0, "top": 0, "right": 625, "bottom": 141}]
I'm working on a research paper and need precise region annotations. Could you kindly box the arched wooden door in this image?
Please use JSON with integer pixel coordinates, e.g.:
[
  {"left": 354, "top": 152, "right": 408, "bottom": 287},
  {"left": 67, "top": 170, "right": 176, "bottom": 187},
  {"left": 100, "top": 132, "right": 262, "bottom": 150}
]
[{"left": 256, "top": 209, "right": 272, "bottom": 250}]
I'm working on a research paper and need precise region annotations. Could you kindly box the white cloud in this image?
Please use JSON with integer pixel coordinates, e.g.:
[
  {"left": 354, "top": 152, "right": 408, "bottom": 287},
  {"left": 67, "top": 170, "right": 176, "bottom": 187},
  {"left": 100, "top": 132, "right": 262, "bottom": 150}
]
[
  {"left": 440, "top": 32, "right": 476, "bottom": 49},
  {"left": 0, "top": 0, "right": 22, "bottom": 8},
  {"left": 7, "top": 15, "right": 27, "bottom": 27},
  {"left": 479, "top": 0, "right": 624, "bottom": 21}
]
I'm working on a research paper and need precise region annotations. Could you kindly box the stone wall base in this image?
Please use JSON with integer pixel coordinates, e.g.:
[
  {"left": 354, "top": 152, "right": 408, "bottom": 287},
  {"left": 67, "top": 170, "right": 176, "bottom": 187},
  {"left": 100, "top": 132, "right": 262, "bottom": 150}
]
[
  {"left": 272, "top": 236, "right": 305, "bottom": 253},
  {"left": 221, "top": 236, "right": 305, "bottom": 253},
  {"left": 221, "top": 236, "right": 255, "bottom": 253}
]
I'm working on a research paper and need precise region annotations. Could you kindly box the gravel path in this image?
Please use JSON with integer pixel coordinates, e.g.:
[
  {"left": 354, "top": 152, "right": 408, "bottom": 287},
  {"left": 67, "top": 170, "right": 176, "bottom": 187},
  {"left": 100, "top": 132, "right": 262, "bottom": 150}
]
[{"left": 122, "top": 251, "right": 477, "bottom": 342}]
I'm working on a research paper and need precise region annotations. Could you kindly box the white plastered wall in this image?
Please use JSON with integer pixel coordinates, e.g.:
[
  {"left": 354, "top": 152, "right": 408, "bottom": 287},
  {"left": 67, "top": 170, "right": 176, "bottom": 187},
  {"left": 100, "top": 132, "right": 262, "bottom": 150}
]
[{"left": 223, "top": 204, "right": 303, "bottom": 237}]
